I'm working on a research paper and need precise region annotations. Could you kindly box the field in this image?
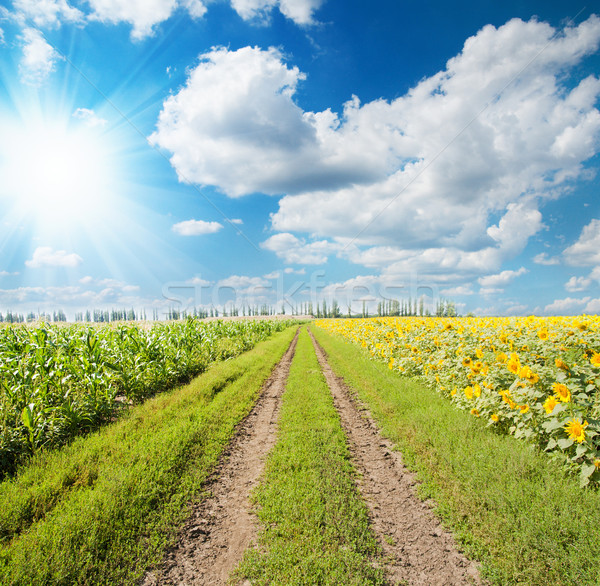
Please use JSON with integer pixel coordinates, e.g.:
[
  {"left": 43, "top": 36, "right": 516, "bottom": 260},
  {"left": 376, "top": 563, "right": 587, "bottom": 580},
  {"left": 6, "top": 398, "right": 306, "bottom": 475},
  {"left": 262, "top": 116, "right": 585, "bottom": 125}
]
[
  {"left": 1, "top": 317, "right": 600, "bottom": 584},
  {"left": 0, "top": 318, "right": 294, "bottom": 477},
  {"left": 317, "top": 315, "right": 600, "bottom": 487}
]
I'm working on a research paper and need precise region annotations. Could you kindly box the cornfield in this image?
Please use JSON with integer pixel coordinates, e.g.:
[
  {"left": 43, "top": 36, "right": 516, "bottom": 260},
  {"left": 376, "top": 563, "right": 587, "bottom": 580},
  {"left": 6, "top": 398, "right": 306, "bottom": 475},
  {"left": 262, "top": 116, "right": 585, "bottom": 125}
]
[{"left": 0, "top": 318, "right": 292, "bottom": 476}]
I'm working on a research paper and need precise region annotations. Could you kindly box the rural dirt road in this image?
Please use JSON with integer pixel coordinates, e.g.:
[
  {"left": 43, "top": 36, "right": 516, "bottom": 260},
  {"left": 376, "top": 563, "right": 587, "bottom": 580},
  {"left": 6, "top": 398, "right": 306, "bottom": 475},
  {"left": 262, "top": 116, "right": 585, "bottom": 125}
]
[
  {"left": 142, "top": 327, "right": 482, "bottom": 585},
  {"left": 142, "top": 329, "right": 299, "bottom": 586},
  {"left": 309, "top": 329, "right": 482, "bottom": 585}
]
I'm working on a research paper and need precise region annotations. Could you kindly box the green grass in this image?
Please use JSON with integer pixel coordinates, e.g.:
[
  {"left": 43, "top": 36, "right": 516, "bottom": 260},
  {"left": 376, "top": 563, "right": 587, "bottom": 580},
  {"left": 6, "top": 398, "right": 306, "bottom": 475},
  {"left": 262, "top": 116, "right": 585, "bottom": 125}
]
[
  {"left": 0, "top": 326, "right": 297, "bottom": 586},
  {"left": 235, "top": 327, "right": 385, "bottom": 585},
  {"left": 312, "top": 326, "right": 600, "bottom": 586}
]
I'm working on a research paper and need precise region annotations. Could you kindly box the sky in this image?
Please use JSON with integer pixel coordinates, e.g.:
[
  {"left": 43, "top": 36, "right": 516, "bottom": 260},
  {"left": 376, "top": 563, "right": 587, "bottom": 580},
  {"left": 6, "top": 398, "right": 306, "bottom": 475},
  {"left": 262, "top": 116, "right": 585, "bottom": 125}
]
[{"left": 0, "top": 0, "right": 599, "bottom": 318}]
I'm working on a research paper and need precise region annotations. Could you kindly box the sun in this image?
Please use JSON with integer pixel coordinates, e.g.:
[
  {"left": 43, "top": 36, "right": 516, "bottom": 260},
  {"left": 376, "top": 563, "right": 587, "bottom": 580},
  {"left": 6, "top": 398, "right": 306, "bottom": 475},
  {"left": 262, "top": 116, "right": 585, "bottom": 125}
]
[{"left": 0, "top": 116, "right": 116, "bottom": 228}]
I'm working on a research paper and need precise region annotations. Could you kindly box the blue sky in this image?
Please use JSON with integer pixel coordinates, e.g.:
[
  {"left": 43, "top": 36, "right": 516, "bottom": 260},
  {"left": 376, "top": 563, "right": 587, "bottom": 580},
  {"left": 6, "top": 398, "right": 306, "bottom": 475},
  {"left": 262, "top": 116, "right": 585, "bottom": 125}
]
[{"left": 0, "top": 0, "right": 599, "bottom": 318}]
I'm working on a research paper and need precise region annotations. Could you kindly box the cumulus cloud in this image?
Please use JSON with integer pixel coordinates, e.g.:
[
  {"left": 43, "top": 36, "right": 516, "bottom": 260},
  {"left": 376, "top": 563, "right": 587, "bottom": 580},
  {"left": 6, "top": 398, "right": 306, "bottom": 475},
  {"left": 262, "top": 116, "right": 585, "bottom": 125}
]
[
  {"left": 261, "top": 232, "right": 342, "bottom": 264},
  {"left": 172, "top": 219, "right": 223, "bottom": 235},
  {"left": 440, "top": 285, "right": 474, "bottom": 296},
  {"left": 230, "top": 0, "right": 323, "bottom": 25},
  {"left": 150, "top": 17, "right": 600, "bottom": 289},
  {"left": 478, "top": 267, "right": 527, "bottom": 288},
  {"left": 186, "top": 276, "right": 211, "bottom": 286},
  {"left": 565, "top": 275, "right": 593, "bottom": 292},
  {"left": 584, "top": 298, "right": 600, "bottom": 313},
  {"left": 13, "top": 0, "right": 83, "bottom": 28},
  {"left": 150, "top": 46, "right": 398, "bottom": 197},
  {"left": 19, "top": 27, "right": 60, "bottom": 84},
  {"left": 533, "top": 252, "right": 560, "bottom": 265},
  {"left": 73, "top": 108, "right": 107, "bottom": 127},
  {"left": 216, "top": 275, "right": 271, "bottom": 296},
  {"left": 25, "top": 246, "right": 83, "bottom": 268},
  {"left": 86, "top": 0, "right": 206, "bottom": 40},
  {"left": 544, "top": 296, "right": 591, "bottom": 315},
  {"left": 563, "top": 218, "right": 600, "bottom": 266}
]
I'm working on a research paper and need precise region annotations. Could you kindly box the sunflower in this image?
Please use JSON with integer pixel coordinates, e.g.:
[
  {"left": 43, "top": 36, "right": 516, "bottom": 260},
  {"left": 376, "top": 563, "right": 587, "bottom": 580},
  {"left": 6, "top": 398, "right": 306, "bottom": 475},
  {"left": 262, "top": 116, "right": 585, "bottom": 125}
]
[
  {"left": 555, "top": 358, "right": 569, "bottom": 371},
  {"left": 564, "top": 418, "right": 588, "bottom": 443},
  {"left": 543, "top": 396, "right": 558, "bottom": 414},
  {"left": 519, "top": 365, "right": 539, "bottom": 384},
  {"left": 552, "top": 382, "right": 571, "bottom": 403},
  {"left": 507, "top": 358, "right": 520, "bottom": 375},
  {"left": 490, "top": 413, "right": 499, "bottom": 423}
]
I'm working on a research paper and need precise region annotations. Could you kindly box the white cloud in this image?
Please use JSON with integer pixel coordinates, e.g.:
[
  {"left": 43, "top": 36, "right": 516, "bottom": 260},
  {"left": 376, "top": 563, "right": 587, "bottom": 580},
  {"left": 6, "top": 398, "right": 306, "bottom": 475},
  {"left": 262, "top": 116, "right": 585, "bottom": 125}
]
[
  {"left": 79, "top": 275, "right": 93, "bottom": 284},
  {"left": 186, "top": 276, "right": 211, "bottom": 286},
  {"left": 19, "top": 27, "right": 60, "bottom": 84},
  {"left": 229, "top": 218, "right": 243, "bottom": 225},
  {"left": 504, "top": 303, "right": 529, "bottom": 316},
  {"left": 533, "top": 252, "right": 560, "bottom": 265},
  {"left": 478, "top": 267, "right": 527, "bottom": 288},
  {"left": 584, "top": 298, "right": 600, "bottom": 313},
  {"left": 73, "top": 107, "right": 107, "bottom": 127},
  {"left": 565, "top": 275, "right": 592, "bottom": 292},
  {"left": 263, "top": 271, "right": 280, "bottom": 279},
  {"left": 284, "top": 267, "right": 305, "bottom": 274},
  {"left": 440, "top": 285, "right": 474, "bottom": 296},
  {"left": 261, "top": 232, "right": 341, "bottom": 264},
  {"left": 25, "top": 246, "right": 83, "bottom": 268},
  {"left": 590, "top": 266, "right": 600, "bottom": 282},
  {"left": 230, "top": 0, "right": 323, "bottom": 25},
  {"left": 479, "top": 287, "right": 503, "bottom": 296},
  {"left": 172, "top": 219, "right": 223, "bottom": 235},
  {"left": 277, "top": 0, "right": 322, "bottom": 25},
  {"left": 150, "top": 46, "right": 396, "bottom": 197},
  {"left": 86, "top": 0, "right": 206, "bottom": 40},
  {"left": 180, "top": 0, "right": 207, "bottom": 19},
  {"left": 544, "top": 296, "right": 590, "bottom": 315},
  {"left": 563, "top": 218, "right": 600, "bottom": 266},
  {"left": 13, "top": 0, "right": 83, "bottom": 28},
  {"left": 150, "top": 17, "right": 600, "bottom": 287},
  {"left": 217, "top": 275, "right": 270, "bottom": 295}
]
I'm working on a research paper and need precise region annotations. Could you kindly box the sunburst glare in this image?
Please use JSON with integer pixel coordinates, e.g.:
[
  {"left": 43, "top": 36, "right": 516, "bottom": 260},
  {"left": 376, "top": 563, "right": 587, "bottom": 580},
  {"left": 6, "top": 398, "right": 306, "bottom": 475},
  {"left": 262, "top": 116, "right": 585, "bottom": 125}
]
[{"left": 0, "top": 113, "right": 118, "bottom": 232}]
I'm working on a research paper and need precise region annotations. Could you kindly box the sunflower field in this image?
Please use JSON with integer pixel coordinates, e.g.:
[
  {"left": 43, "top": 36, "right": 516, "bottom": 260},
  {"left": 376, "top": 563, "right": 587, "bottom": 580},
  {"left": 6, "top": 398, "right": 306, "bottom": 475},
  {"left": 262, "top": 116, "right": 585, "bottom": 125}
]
[{"left": 316, "top": 316, "right": 600, "bottom": 487}]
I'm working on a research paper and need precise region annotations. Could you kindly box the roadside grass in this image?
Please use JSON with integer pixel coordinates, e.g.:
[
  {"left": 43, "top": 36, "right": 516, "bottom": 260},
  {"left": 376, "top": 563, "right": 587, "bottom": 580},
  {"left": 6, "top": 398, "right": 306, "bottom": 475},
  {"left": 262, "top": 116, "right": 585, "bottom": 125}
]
[
  {"left": 0, "top": 326, "right": 297, "bottom": 586},
  {"left": 235, "top": 327, "right": 385, "bottom": 585},
  {"left": 312, "top": 326, "right": 600, "bottom": 586}
]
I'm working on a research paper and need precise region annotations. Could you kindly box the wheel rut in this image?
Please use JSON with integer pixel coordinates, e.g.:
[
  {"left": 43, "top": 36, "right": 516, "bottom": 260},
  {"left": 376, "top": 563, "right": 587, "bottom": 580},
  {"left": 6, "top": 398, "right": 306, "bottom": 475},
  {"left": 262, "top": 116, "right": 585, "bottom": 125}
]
[
  {"left": 141, "top": 328, "right": 299, "bottom": 586},
  {"left": 308, "top": 328, "right": 483, "bottom": 586}
]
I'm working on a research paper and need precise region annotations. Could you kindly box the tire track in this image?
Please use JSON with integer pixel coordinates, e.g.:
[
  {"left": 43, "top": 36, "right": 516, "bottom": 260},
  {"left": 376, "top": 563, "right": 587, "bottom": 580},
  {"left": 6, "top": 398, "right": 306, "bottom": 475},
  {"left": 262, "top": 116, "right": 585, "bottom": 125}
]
[
  {"left": 142, "top": 328, "right": 299, "bottom": 586},
  {"left": 309, "top": 328, "right": 482, "bottom": 586}
]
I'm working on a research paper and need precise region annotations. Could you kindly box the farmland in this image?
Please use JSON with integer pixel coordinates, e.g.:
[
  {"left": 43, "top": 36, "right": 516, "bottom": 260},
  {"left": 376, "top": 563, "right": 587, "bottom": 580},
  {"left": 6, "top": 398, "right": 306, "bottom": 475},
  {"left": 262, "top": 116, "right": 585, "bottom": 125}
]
[
  {"left": 0, "top": 317, "right": 295, "bottom": 477},
  {"left": 316, "top": 315, "right": 600, "bottom": 487},
  {"left": 1, "top": 317, "right": 600, "bottom": 585}
]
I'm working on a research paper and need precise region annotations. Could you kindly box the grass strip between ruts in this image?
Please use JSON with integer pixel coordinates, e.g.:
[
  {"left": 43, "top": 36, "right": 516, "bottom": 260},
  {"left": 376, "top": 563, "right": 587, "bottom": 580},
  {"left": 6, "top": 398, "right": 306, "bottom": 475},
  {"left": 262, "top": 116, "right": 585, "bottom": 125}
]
[
  {"left": 0, "top": 326, "right": 298, "bottom": 585},
  {"left": 235, "top": 326, "right": 385, "bottom": 585},
  {"left": 312, "top": 326, "right": 600, "bottom": 586}
]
